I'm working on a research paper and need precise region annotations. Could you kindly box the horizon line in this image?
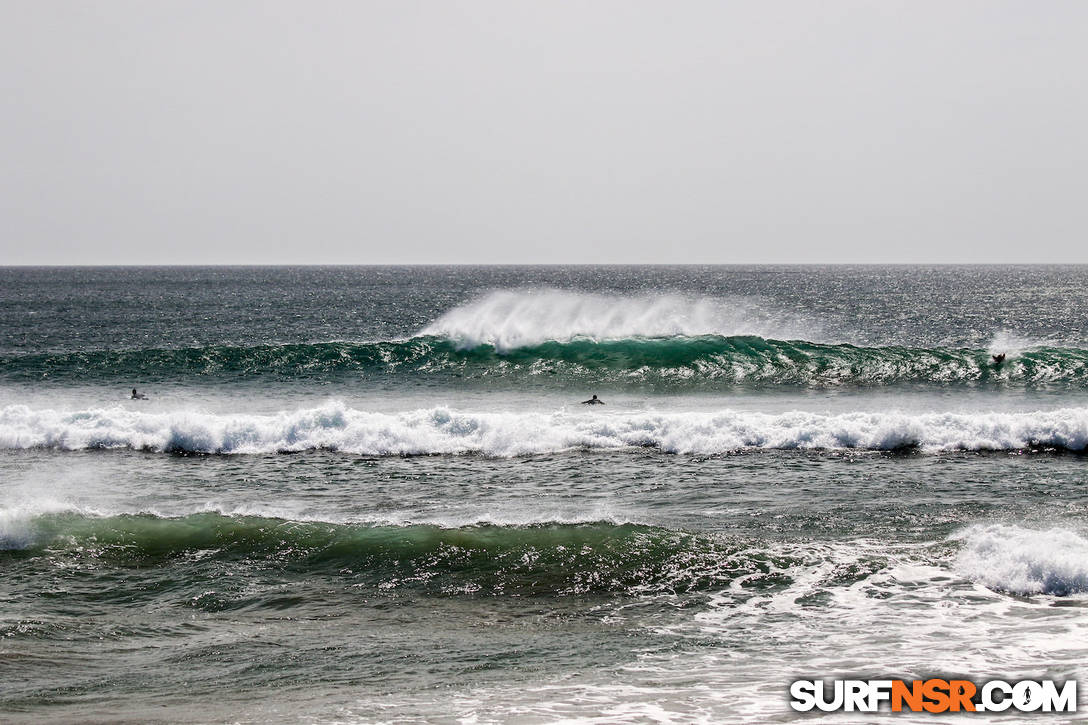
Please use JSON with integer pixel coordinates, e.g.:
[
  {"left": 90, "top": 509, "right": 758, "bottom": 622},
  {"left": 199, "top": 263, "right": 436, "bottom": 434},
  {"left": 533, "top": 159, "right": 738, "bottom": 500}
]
[{"left": 2, "top": 262, "right": 1086, "bottom": 268}]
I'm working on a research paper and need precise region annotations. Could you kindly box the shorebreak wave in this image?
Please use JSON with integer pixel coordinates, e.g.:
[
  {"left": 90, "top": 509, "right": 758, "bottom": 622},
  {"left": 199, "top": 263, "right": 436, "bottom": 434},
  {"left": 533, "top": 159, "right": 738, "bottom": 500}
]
[{"left": 954, "top": 524, "right": 1088, "bottom": 596}]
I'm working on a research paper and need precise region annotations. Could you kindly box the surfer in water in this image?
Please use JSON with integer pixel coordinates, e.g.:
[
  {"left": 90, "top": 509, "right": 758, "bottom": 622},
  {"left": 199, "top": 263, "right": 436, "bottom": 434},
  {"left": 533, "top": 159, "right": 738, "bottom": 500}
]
[
  {"left": 582, "top": 394, "right": 604, "bottom": 405},
  {"left": 131, "top": 388, "right": 148, "bottom": 400},
  {"left": 992, "top": 353, "right": 1006, "bottom": 365}
]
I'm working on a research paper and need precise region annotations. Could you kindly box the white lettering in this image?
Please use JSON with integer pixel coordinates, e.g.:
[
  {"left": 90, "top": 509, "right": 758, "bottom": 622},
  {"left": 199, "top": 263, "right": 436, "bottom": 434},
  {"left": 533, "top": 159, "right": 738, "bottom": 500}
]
[{"left": 789, "top": 680, "right": 816, "bottom": 712}]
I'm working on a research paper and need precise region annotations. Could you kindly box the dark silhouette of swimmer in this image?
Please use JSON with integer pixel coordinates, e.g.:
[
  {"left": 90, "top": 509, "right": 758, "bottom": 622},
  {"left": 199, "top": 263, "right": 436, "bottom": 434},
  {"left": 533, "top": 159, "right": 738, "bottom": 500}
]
[
  {"left": 131, "top": 388, "right": 148, "bottom": 400},
  {"left": 992, "top": 353, "right": 1006, "bottom": 364},
  {"left": 582, "top": 394, "right": 604, "bottom": 405}
]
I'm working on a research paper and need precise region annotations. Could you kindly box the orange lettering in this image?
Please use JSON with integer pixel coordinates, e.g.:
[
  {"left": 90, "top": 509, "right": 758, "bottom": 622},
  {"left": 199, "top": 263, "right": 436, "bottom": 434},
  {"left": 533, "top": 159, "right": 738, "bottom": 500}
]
[
  {"left": 892, "top": 680, "right": 924, "bottom": 712},
  {"left": 948, "top": 680, "right": 976, "bottom": 712},
  {"left": 922, "top": 679, "right": 950, "bottom": 713}
]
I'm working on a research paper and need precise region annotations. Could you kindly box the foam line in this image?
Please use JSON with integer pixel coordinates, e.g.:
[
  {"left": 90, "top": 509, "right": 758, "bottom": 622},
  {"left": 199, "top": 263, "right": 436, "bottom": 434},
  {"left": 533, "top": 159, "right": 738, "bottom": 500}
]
[{"left": 2, "top": 403, "right": 1087, "bottom": 456}]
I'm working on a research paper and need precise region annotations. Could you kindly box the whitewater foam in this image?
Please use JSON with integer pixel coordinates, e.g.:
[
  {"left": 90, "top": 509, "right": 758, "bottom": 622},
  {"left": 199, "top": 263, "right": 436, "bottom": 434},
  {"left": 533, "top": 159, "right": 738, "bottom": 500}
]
[
  {"left": 3, "top": 402, "right": 1088, "bottom": 456},
  {"left": 419, "top": 289, "right": 816, "bottom": 350},
  {"left": 987, "top": 331, "right": 1043, "bottom": 359},
  {"left": 954, "top": 524, "right": 1088, "bottom": 596}
]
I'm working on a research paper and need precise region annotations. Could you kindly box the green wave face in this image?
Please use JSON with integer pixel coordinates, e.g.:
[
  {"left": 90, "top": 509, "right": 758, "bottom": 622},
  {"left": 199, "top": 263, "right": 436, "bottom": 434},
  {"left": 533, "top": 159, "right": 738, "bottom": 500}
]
[
  {"left": 2, "top": 513, "right": 787, "bottom": 598},
  {"left": 4, "top": 336, "right": 1088, "bottom": 388}
]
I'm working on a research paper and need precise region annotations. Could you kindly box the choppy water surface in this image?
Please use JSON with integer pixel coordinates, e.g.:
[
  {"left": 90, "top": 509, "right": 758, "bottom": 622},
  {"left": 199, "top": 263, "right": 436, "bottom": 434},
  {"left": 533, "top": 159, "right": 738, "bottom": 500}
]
[{"left": 2, "top": 266, "right": 1088, "bottom": 723}]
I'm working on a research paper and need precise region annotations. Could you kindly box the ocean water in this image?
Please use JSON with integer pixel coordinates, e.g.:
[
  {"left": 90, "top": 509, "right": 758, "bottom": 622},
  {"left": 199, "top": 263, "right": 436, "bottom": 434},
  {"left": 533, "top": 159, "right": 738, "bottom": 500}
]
[{"left": 2, "top": 265, "right": 1087, "bottom": 723}]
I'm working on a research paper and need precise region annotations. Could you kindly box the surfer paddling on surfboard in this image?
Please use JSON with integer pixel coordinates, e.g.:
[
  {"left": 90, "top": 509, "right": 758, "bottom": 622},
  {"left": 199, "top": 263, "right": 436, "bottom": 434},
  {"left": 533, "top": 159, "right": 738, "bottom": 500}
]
[
  {"left": 131, "top": 388, "right": 148, "bottom": 400},
  {"left": 582, "top": 394, "right": 604, "bottom": 405}
]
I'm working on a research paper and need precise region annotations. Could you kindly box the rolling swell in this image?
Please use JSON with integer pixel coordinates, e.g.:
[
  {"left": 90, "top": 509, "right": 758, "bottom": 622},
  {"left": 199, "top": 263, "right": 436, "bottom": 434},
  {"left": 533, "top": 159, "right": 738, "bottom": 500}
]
[
  {"left": 1, "top": 512, "right": 760, "bottom": 596},
  {"left": 4, "top": 336, "right": 1088, "bottom": 388}
]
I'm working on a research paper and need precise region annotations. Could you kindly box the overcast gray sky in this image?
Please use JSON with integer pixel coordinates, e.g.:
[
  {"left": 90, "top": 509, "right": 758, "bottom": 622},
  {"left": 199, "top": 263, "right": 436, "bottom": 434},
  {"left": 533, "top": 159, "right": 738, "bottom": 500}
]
[{"left": 1, "top": 1, "right": 1085, "bottom": 264}]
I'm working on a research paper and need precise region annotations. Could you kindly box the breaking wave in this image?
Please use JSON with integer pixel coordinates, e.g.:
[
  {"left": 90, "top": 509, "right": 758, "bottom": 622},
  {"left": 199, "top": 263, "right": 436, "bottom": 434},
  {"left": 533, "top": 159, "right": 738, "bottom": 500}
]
[
  {"left": 954, "top": 524, "right": 1088, "bottom": 596},
  {"left": 3, "top": 403, "right": 1088, "bottom": 455},
  {"left": 0, "top": 511, "right": 765, "bottom": 596},
  {"left": 4, "top": 337, "right": 1088, "bottom": 389}
]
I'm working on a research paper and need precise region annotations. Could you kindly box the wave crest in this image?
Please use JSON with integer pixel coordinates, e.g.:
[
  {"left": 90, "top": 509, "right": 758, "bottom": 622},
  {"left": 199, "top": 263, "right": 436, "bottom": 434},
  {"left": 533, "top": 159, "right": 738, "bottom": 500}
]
[{"left": 419, "top": 289, "right": 811, "bottom": 350}]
